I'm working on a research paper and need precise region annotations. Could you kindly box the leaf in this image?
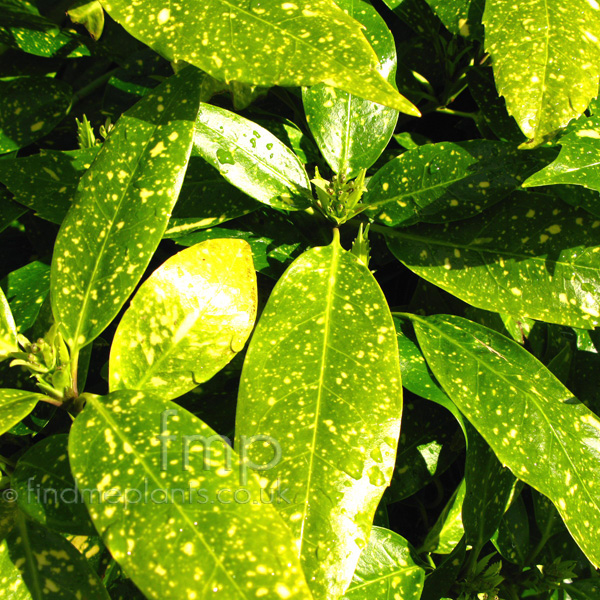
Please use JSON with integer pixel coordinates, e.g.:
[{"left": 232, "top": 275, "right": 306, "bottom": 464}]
[
  {"left": 424, "top": 0, "right": 483, "bottom": 39},
  {"left": 386, "top": 191, "right": 600, "bottom": 329},
  {"left": 0, "top": 391, "right": 47, "bottom": 435},
  {"left": 192, "top": 103, "right": 312, "bottom": 211},
  {"left": 67, "top": 0, "right": 105, "bottom": 41},
  {"left": 0, "top": 147, "right": 99, "bottom": 225},
  {"left": 482, "top": 0, "right": 600, "bottom": 147},
  {"left": 420, "top": 538, "right": 467, "bottom": 600},
  {"left": 0, "top": 189, "right": 27, "bottom": 233},
  {"left": 68, "top": 390, "right": 312, "bottom": 600},
  {"left": 363, "top": 141, "right": 544, "bottom": 227},
  {"left": 0, "top": 286, "right": 18, "bottom": 359},
  {"left": 12, "top": 434, "right": 95, "bottom": 535},
  {"left": 342, "top": 527, "right": 426, "bottom": 599},
  {"left": 411, "top": 313, "right": 600, "bottom": 568},
  {"left": 462, "top": 425, "right": 516, "bottom": 551},
  {"left": 302, "top": 0, "right": 399, "bottom": 177},
  {"left": 493, "top": 494, "right": 530, "bottom": 566},
  {"left": 164, "top": 156, "right": 257, "bottom": 238},
  {"left": 51, "top": 67, "right": 203, "bottom": 354},
  {"left": 421, "top": 479, "right": 466, "bottom": 554},
  {"left": 0, "top": 511, "right": 109, "bottom": 599},
  {"left": 109, "top": 239, "right": 257, "bottom": 400},
  {"left": 0, "top": 77, "right": 72, "bottom": 154},
  {"left": 1, "top": 262, "right": 51, "bottom": 333},
  {"left": 99, "top": 0, "right": 419, "bottom": 114},
  {"left": 235, "top": 233, "right": 402, "bottom": 599},
  {"left": 524, "top": 116, "right": 600, "bottom": 192}
]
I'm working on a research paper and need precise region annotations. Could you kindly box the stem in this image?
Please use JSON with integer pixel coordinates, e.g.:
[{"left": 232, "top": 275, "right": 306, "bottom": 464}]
[
  {"left": 436, "top": 107, "right": 478, "bottom": 121},
  {"left": 0, "top": 455, "right": 16, "bottom": 469},
  {"left": 70, "top": 349, "right": 80, "bottom": 399},
  {"left": 463, "top": 541, "right": 483, "bottom": 579},
  {"left": 70, "top": 68, "right": 120, "bottom": 107},
  {"left": 332, "top": 227, "right": 340, "bottom": 245},
  {"left": 38, "top": 395, "right": 64, "bottom": 407}
]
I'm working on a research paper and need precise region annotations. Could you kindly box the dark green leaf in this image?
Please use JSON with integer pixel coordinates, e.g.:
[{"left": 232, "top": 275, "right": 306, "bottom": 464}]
[
  {"left": 0, "top": 189, "right": 27, "bottom": 233},
  {"left": 67, "top": 0, "right": 105, "bottom": 41},
  {"left": 109, "top": 239, "right": 257, "bottom": 400},
  {"left": 342, "top": 527, "right": 426, "bottom": 599},
  {"left": 0, "top": 77, "right": 71, "bottom": 154},
  {"left": 193, "top": 103, "right": 312, "bottom": 210},
  {"left": 424, "top": 0, "right": 483, "bottom": 39},
  {"left": 100, "top": 0, "right": 419, "bottom": 113},
  {"left": 236, "top": 233, "right": 402, "bottom": 598},
  {"left": 493, "top": 494, "right": 530, "bottom": 566},
  {"left": 51, "top": 67, "right": 203, "bottom": 354},
  {"left": 302, "top": 0, "right": 399, "bottom": 177},
  {"left": 69, "top": 390, "right": 311, "bottom": 600},
  {"left": 386, "top": 192, "right": 600, "bottom": 328},
  {"left": 483, "top": 0, "right": 600, "bottom": 147},
  {"left": 412, "top": 313, "right": 600, "bottom": 568},
  {"left": 420, "top": 537, "right": 467, "bottom": 600}
]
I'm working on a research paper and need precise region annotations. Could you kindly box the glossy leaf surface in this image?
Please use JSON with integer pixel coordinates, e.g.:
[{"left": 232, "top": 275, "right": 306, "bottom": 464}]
[
  {"left": 109, "top": 240, "right": 257, "bottom": 400},
  {"left": 363, "top": 141, "right": 543, "bottom": 227},
  {"left": 193, "top": 103, "right": 312, "bottom": 210},
  {"left": 424, "top": 0, "right": 483, "bottom": 39},
  {"left": 0, "top": 391, "right": 46, "bottom": 435},
  {"left": 0, "top": 77, "right": 71, "bottom": 154},
  {"left": 100, "top": 0, "right": 419, "bottom": 113},
  {"left": 494, "top": 494, "right": 530, "bottom": 566},
  {"left": 12, "top": 434, "right": 94, "bottom": 535},
  {"left": 421, "top": 480, "right": 465, "bottom": 554},
  {"left": 386, "top": 192, "right": 600, "bottom": 328},
  {"left": 413, "top": 314, "right": 600, "bottom": 567},
  {"left": 236, "top": 235, "right": 402, "bottom": 599},
  {"left": 483, "top": 0, "right": 600, "bottom": 146},
  {"left": 342, "top": 527, "right": 425, "bottom": 599},
  {"left": 51, "top": 67, "right": 202, "bottom": 352},
  {"left": 0, "top": 512, "right": 109, "bottom": 599},
  {"left": 69, "top": 390, "right": 311, "bottom": 600},
  {"left": 302, "top": 0, "right": 399, "bottom": 177},
  {"left": 0, "top": 287, "right": 18, "bottom": 359}
]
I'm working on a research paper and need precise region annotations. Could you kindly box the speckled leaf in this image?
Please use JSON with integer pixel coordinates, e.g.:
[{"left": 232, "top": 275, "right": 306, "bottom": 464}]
[
  {"left": 164, "top": 156, "right": 257, "bottom": 238},
  {"left": 12, "top": 434, "right": 94, "bottom": 535},
  {"left": 565, "top": 579, "right": 600, "bottom": 600},
  {"left": 51, "top": 67, "right": 203, "bottom": 354},
  {"left": 421, "top": 480, "right": 466, "bottom": 554},
  {"left": 412, "top": 313, "right": 600, "bottom": 568},
  {"left": 0, "top": 287, "right": 18, "bottom": 359},
  {"left": 424, "top": 0, "right": 483, "bottom": 39},
  {"left": 0, "top": 390, "right": 46, "bottom": 435},
  {"left": 235, "top": 234, "right": 402, "bottom": 599},
  {"left": 462, "top": 425, "right": 516, "bottom": 551},
  {"left": 0, "top": 190, "right": 27, "bottom": 233},
  {"left": 68, "top": 390, "right": 312, "bottom": 600},
  {"left": 0, "top": 148, "right": 99, "bottom": 224},
  {"left": 493, "top": 494, "right": 530, "bottom": 566},
  {"left": 386, "top": 192, "right": 600, "bottom": 329},
  {"left": 483, "top": 0, "right": 600, "bottom": 147},
  {"left": 420, "top": 538, "right": 466, "bottom": 600},
  {"left": 302, "top": 0, "right": 400, "bottom": 177},
  {"left": 342, "top": 527, "right": 425, "bottom": 600},
  {"left": 1, "top": 262, "right": 50, "bottom": 333},
  {"left": 0, "top": 77, "right": 71, "bottom": 154},
  {"left": 363, "top": 141, "right": 543, "bottom": 227},
  {"left": 0, "top": 512, "right": 109, "bottom": 600},
  {"left": 67, "top": 0, "right": 105, "bottom": 41},
  {"left": 100, "top": 0, "right": 419, "bottom": 114},
  {"left": 524, "top": 116, "right": 600, "bottom": 192},
  {"left": 109, "top": 239, "right": 257, "bottom": 400},
  {"left": 193, "top": 103, "right": 312, "bottom": 210}
]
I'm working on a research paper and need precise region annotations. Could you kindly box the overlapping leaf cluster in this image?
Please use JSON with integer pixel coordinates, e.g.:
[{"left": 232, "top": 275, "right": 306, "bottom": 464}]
[{"left": 1, "top": 0, "right": 600, "bottom": 599}]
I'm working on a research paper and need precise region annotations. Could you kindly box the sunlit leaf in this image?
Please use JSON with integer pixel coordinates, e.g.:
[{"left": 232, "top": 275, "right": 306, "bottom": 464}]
[
  {"left": 236, "top": 233, "right": 402, "bottom": 598},
  {"left": 0, "top": 287, "right": 18, "bottom": 359},
  {"left": 0, "top": 391, "right": 48, "bottom": 436},
  {"left": 109, "top": 239, "right": 257, "bottom": 400}
]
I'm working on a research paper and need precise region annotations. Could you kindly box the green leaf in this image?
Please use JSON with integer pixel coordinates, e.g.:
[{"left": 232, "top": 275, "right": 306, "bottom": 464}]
[
  {"left": 363, "top": 141, "right": 543, "bottom": 227},
  {"left": 424, "top": 0, "right": 483, "bottom": 39},
  {"left": 67, "top": 0, "right": 105, "bottom": 41},
  {"left": 524, "top": 116, "right": 600, "bottom": 192},
  {"left": 0, "top": 148, "right": 99, "bottom": 224},
  {"left": 493, "top": 494, "right": 530, "bottom": 566},
  {"left": 421, "top": 480, "right": 466, "bottom": 554},
  {"left": 235, "top": 233, "right": 402, "bottom": 599},
  {"left": 12, "top": 434, "right": 95, "bottom": 535},
  {"left": 342, "top": 527, "right": 426, "bottom": 599},
  {"left": 164, "top": 156, "right": 257, "bottom": 238},
  {"left": 0, "top": 77, "right": 72, "bottom": 154},
  {"left": 411, "top": 313, "right": 600, "bottom": 568},
  {"left": 386, "top": 192, "right": 600, "bottom": 329},
  {"left": 0, "top": 189, "right": 27, "bottom": 233},
  {"left": 420, "top": 538, "right": 467, "bottom": 600},
  {"left": 482, "top": 0, "right": 600, "bottom": 147},
  {"left": 1, "top": 262, "right": 51, "bottom": 333},
  {"left": 302, "top": 0, "right": 399, "bottom": 177},
  {"left": 0, "top": 511, "right": 109, "bottom": 599},
  {"left": 0, "top": 287, "right": 18, "bottom": 359},
  {"left": 51, "top": 67, "right": 203, "bottom": 353},
  {"left": 109, "top": 239, "right": 257, "bottom": 400},
  {"left": 462, "top": 425, "right": 516, "bottom": 551},
  {"left": 0, "top": 391, "right": 48, "bottom": 436},
  {"left": 100, "top": 0, "right": 419, "bottom": 114},
  {"left": 69, "top": 390, "right": 312, "bottom": 600},
  {"left": 193, "top": 103, "right": 312, "bottom": 211}
]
